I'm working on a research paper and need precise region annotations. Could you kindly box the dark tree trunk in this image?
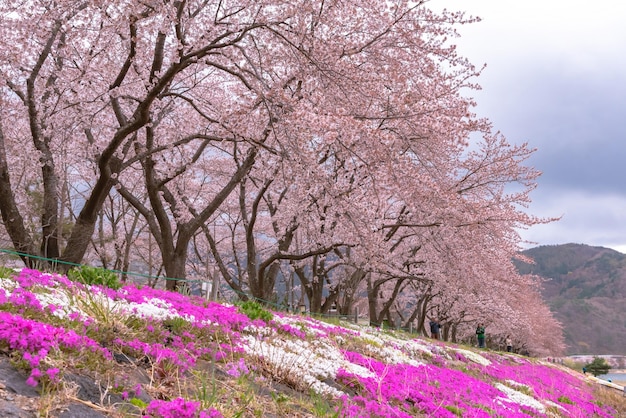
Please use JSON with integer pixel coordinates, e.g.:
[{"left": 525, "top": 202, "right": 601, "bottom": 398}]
[{"left": 0, "top": 123, "right": 37, "bottom": 265}]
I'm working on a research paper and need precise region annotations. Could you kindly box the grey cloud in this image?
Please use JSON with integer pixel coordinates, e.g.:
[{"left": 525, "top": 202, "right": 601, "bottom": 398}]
[{"left": 475, "top": 69, "right": 626, "bottom": 195}]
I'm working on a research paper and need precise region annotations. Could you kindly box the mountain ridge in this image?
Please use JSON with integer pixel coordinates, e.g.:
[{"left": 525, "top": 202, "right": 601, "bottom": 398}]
[{"left": 516, "top": 243, "right": 626, "bottom": 356}]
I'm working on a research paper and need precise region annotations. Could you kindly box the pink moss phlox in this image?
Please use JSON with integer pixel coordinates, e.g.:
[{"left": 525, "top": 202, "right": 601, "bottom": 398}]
[
  {"left": 339, "top": 350, "right": 545, "bottom": 417},
  {"left": 0, "top": 311, "right": 110, "bottom": 357},
  {"left": 13, "top": 268, "right": 73, "bottom": 289},
  {"left": 215, "top": 342, "right": 243, "bottom": 360},
  {"left": 113, "top": 338, "right": 196, "bottom": 373},
  {"left": 225, "top": 358, "right": 249, "bottom": 378},
  {"left": 482, "top": 362, "right": 615, "bottom": 417},
  {"left": 146, "top": 397, "right": 223, "bottom": 418},
  {"left": 276, "top": 322, "right": 307, "bottom": 339},
  {"left": 13, "top": 268, "right": 54, "bottom": 288},
  {"left": 199, "top": 410, "right": 224, "bottom": 418},
  {"left": 46, "top": 367, "right": 60, "bottom": 381},
  {"left": 8, "top": 288, "right": 43, "bottom": 311},
  {"left": 114, "top": 286, "right": 252, "bottom": 334},
  {"left": 22, "top": 351, "right": 43, "bottom": 368},
  {"left": 0, "top": 311, "right": 111, "bottom": 386},
  {"left": 454, "top": 351, "right": 468, "bottom": 362},
  {"left": 1, "top": 268, "right": 616, "bottom": 417},
  {"left": 307, "top": 318, "right": 359, "bottom": 337},
  {"left": 339, "top": 395, "right": 414, "bottom": 418},
  {"left": 430, "top": 353, "right": 446, "bottom": 367}
]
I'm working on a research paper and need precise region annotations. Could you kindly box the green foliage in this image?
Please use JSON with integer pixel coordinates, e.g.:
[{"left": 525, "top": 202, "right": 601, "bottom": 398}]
[
  {"left": 237, "top": 300, "right": 273, "bottom": 322},
  {"left": 0, "top": 266, "right": 15, "bottom": 278},
  {"left": 271, "top": 390, "right": 289, "bottom": 412},
  {"left": 67, "top": 265, "right": 122, "bottom": 290},
  {"left": 69, "top": 290, "right": 122, "bottom": 328},
  {"left": 558, "top": 395, "right": 574, "bottom": 405},
  {"left": 562, "top": 358, "right": 586, "bottom": 373},
  {"left": 163, "top": 316, "right": 192, "bottom": 334},
  {"left": 511, "top": 384, "right": 533, "bottom": 397},
  {"left": 191, "top": 369, "right": 220, "bottom": 411},
  {"left": 584, "top": 357, "right": 611, "bottom": 377},
  {"left": 310, "top": 390, "right": 340, "bottom": 418},
  {"left": 445, "top": 405, "right": 464, "bottom": 416},
  {"left": 178, "top": 282, "right": 192, "bottom": 296},
  {"left": 130, "top": 397, "right": 148, "bottom": 409}
]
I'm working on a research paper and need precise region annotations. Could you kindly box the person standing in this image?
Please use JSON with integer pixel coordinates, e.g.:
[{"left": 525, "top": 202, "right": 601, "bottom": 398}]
[
  {"left": 476, "top": 323, "right": 486, "bottom": 348},
  {"left": 505, "top": 335, "right": 513, "bottom": 352},
  {"left": 429, "top": 319, "right": 441, "bottom": 340}
]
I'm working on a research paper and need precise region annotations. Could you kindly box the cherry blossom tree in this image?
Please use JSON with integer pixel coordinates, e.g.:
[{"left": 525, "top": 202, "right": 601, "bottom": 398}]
[
  {"left": 0, "top": 0, "right": 565, "bottom": 352},
  {"left": 91, "top": 0, "right": 486, "bottom": 292}
]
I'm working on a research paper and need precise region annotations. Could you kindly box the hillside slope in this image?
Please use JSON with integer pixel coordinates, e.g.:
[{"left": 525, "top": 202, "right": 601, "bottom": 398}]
[
  {"left": 517, "top": 243, "right": 626, "bottom": 356},
  {"left": 0, "top": 268, "right": 623, "bottom": 417}
]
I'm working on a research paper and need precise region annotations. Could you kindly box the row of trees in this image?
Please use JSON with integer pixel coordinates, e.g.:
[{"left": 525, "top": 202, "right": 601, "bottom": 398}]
[{"left": 0, "top": 0, "right": 564, "bottom": 355}]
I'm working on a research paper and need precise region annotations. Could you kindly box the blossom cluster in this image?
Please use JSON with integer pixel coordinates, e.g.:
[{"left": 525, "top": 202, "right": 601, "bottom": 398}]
[
  {"left": 0, "top": 310, "right": 111, "bottom": 386},
  {"left": 146, "top": 397, "right": 223, "bottom": 418}
]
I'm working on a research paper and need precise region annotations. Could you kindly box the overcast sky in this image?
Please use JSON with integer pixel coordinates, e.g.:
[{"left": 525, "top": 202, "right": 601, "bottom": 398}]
[{"left": 433, "top": 0, "right": 626, "bottom": 252}]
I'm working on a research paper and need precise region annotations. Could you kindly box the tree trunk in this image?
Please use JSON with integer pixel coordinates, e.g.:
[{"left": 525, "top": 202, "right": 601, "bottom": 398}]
[
  {"left": 0, "top": 123, "right": 37, "bottom": 265},
  {"left": 367, "top": 273, "right": 381, "bottom": 327},
  {"left": 40, "top": 158, "right": 60, "bottom": 261},
  {"left": 163, "top": 245, "right": 189, "bottom": 291}
]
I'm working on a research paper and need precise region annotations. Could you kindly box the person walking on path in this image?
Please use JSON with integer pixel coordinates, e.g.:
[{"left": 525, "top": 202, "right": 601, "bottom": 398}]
[
  {"left": 505, "top": 335, "right": 513, "bottom": 352},
  {"left": 429, "top": 319, "right": 441, "bottom": 340},
  {"left": 476, "top": 323, "right": 486, "bottom": 348}
]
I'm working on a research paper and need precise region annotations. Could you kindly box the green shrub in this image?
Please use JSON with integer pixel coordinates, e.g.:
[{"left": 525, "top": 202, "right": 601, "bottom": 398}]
[
  {"left": 584, "top": 357, "right": 611, "bottom": 377},
  {"left": 237, "top": 300, "right": 273, "bottom": 322},
  {"left": 67, "top": 265, "right": 122, "bottom": 290}
]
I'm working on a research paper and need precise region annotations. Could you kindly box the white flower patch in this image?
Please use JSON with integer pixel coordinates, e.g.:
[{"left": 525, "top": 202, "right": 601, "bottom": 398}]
[
  {"left": 503, "top": 380, "right": 566, "bottom": 413},
  {"left": 495, "top": 382, "right": 545, "bottom": 413},
  {"left": 0, "top": 277, "right": 16, "bottom": 293},
  {"left": 150, "top": 297, "right": 173, "bottom": 310},
  {"left": 400, "top": 339, "right": 435, "bottom": 358},
  {"left": 34, "top": 290, "right": 78, "bottom": 318},
  {"left": 362, "top": 341, "right": 423, "bottom": 368},
  {"left": 0, "top": 277, "right": 85, "bottom": 320},
  {"left": 85, "top": 287, "right": 186, "bottom": 322},
  {"left": 56, "top": 286, "right": 183, "bottom": 324},
  {"left": 355, "top": 331, "right": 430, "bottom": 367},
  {"left": 454, "top": 348, "right": 491, "bottom": 366},
  {"left": 308, "top": 338, "right": 378, "bottom": 380},
  {"left": 240, "top": 332, "right": 381, "bottom": 398},
  {"left": 241, "top": 335, "right": 344, "bottom": 397},
  {"left": 124, "top": 300, "right": 180, "bottom": 321},
  {"left": 271, "top": 315, "right": 323, "bottom": 337},
  {"left": 243, "top": 323, "right": 275, "bottom": 337}
]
